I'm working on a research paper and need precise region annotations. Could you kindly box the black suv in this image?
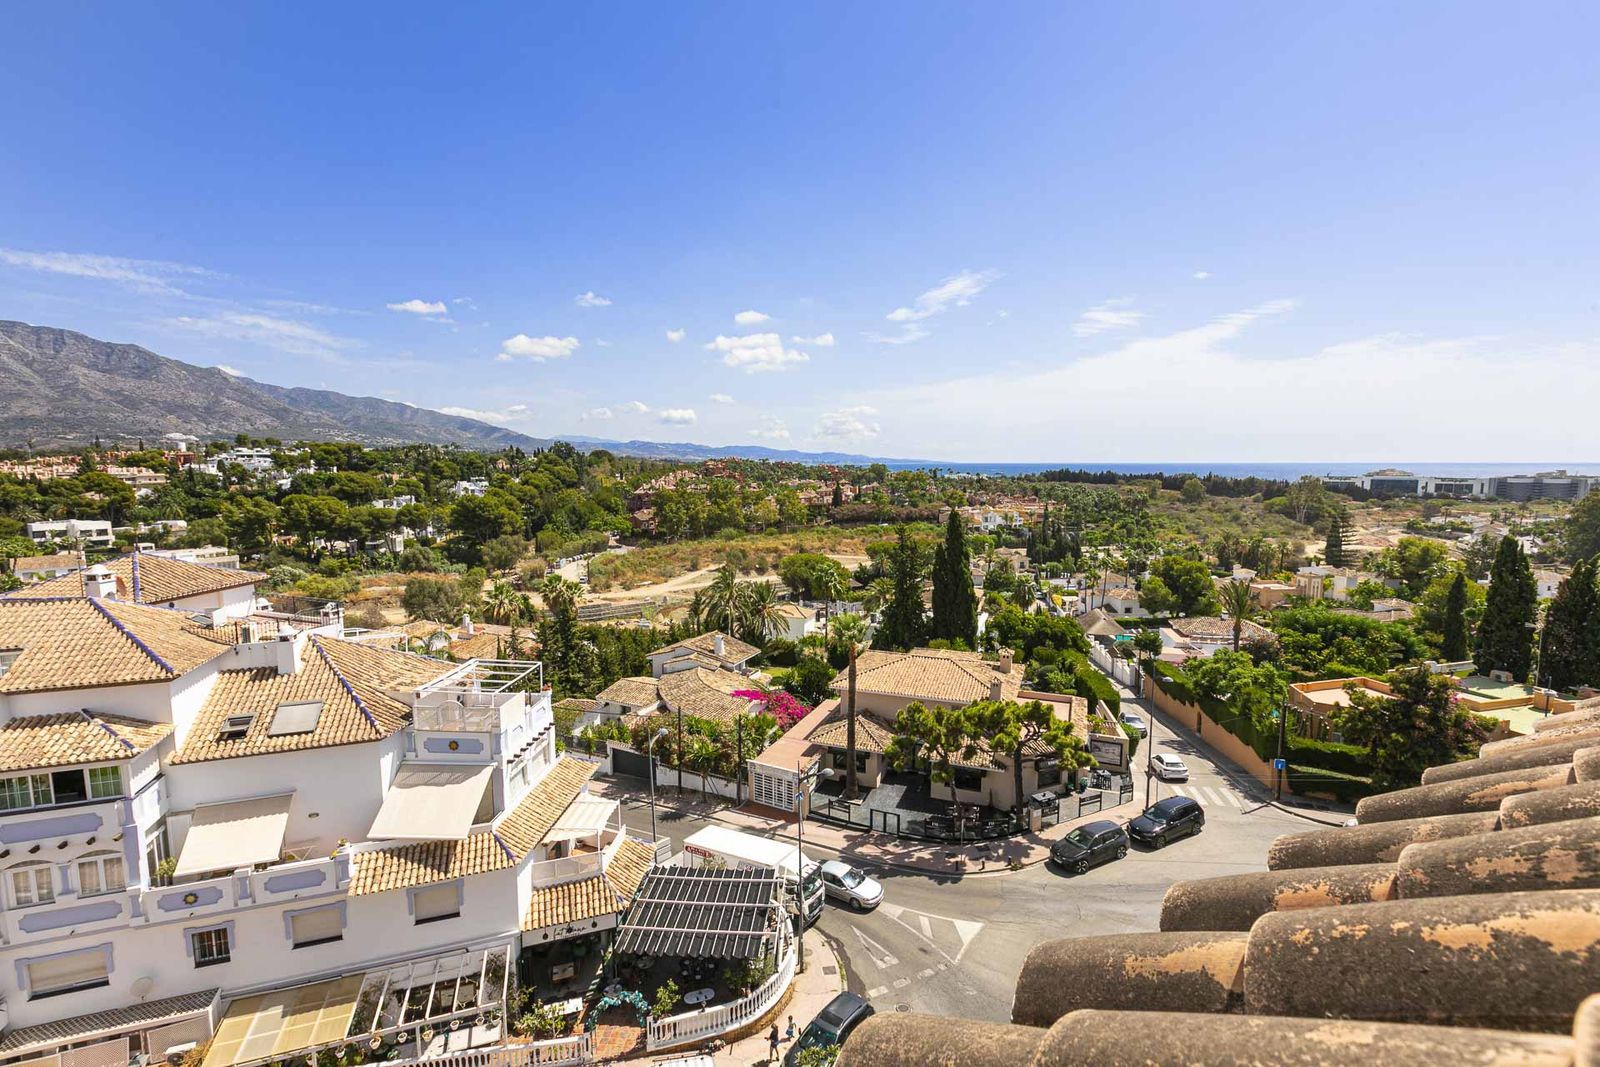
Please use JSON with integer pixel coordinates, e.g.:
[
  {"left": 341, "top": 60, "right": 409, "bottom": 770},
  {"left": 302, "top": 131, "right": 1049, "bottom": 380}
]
[
  {"left": 1048, "top": 819, "right": 1129, "bottom": 874},
  {"left": 1127, "top": 796, "right": 1205, "bottom": 848},
  {"left": 786, "top": 991, "right": 876, "bottom": 1065}
]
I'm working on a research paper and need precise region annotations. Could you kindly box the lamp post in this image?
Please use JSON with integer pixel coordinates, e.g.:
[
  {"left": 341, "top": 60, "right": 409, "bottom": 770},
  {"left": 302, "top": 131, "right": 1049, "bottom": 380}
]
[
  {"left": 646, "top": 727, "right": 670, "bottom": 843},
  {"left": 794, "top": 764, "right": 834, "bottom": 971}
]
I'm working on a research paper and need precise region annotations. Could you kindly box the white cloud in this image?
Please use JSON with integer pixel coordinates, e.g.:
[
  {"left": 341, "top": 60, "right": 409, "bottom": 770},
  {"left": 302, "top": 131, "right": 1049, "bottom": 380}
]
[
  {"left": 575, "top": 291, "right": 612, "bottom": 308},
  {"left": 790, "top": 332, "right": 836, "bottom": 347},
  {"left": 887, "top": 269, "right": 998, "bottom": 322},
  {"left": 658, "top": 408, "right": 698, "bottom": 425},
  {"left": 438, "top": 405, "right": 528, "bottom": 426},
  {"left": 666, "top": 328, "right": 686, "bottom": 343},
  {"left": 1193, "top": 271, "right": 1212, "bottom": 280},
  {"left": 168, "top": 311, "right": 358, "bottom": 360},
  {"left": 705, "top": 333, "right": 810, "bottom": 373},
  {"left": 580, "top": 407, "right": 614, "bottom": 421},
  {"left": 865, "top": 324, "right": 930, "bottom": 345},
  {"left": 815, "top": 405, "right": 881, "bottom": 442},
  {"left": 749, "top": 416, "right": 790, "bottom": 441},
  {"left": 0, "top": 247, "right": 217, "bottom": 297},
  {"left": 1072, "top": 298, "right": 1144, "bottom": 338},
  {"left": 215, "top": 365, "right": 244, "bottom": 377},
  {"left": 387, "top": 298, "right": 447, "bottom": 315},
  {"left": 734, "top": 309, "right": 770, "bottom": 325},
  {"left": 497, "top": 334, "right": 580, "bottom": 361},
  {"left": 618, "top": 400, "right": 650, "bottom": 415},
  {"left": 708, "top": 392, "right": 735, "bottom": 405},
  {"left": 505, "top": 403, "right": 528, "bottom": 414}
]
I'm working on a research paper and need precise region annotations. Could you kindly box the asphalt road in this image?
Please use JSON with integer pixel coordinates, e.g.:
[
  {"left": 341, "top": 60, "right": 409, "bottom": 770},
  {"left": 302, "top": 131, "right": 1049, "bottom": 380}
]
[{"left": 615, "top": 684, "right": 1326, "bottom": 1024}]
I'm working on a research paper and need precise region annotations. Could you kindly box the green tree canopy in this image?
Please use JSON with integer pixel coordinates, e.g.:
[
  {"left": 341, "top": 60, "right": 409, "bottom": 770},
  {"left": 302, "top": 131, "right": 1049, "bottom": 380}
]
[
  {"left": 930, "top": 510, "right": 978, "bottom": 647},
  {"left": 1144, "top": 555, "right": 1220, "bottom": 617},
  {"left": 1335, "top": 666, "right": 1481, "bottom": 789},
  {"left": 1541, "top": 558, "right": 1598, "bottom": 692},
  {"left": 874, "top": 526, "right": 927, "bottom": 651},
  {"left": 1475, "top": 535, "right": 1537, "bottom": 680}
]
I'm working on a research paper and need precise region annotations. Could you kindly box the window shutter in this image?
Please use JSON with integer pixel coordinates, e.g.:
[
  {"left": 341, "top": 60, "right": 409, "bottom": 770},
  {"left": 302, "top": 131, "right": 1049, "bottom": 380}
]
[
  {"left": 26, "top": 949, "right": 109, "bottom": 994},
  {"left": 412, "top": 883, "right": 459, "bottom": 922},
  {"left": 290, "top": 907, "right": 343, "bottom": 946}
]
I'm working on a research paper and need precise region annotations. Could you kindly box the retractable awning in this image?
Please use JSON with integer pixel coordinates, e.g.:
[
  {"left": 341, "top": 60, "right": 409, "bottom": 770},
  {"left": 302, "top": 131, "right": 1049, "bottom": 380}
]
[
  {"left": 175, "top": 794, "right": 294, "bottom": 877},
  {"left": 367, "top": 763, "right": 494, "bottom": 841},
  {"left": 541, "top": 795, "right": 615, "bottom": 844}
]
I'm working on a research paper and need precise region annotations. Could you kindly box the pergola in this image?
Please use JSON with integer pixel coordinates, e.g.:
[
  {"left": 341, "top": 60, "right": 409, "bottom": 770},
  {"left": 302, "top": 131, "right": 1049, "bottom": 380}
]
[{"left": 614, "top": 866, "right": 783, "bottom": 961}]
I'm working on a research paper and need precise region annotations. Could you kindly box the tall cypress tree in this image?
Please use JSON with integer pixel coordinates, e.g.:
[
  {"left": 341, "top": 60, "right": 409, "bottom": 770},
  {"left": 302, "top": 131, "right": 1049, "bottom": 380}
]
[
  {"left": 875, "top": 526, "right": 927, "bottom": 651},
  {"left": 930, "top": 510, "right": 978, "bottom": 647},
  {"left": 1324, "top": 507, "right": 1348, "bottom": 568},
  {"left": 1475, "top": 535, "right": 1537, "bottom": 679},
  {"left": 1542, "top": 558, "right": 1597, "bottom": 691},
  {"left": 1440, "top": 570, "right": 1471, "bottom": 661}
]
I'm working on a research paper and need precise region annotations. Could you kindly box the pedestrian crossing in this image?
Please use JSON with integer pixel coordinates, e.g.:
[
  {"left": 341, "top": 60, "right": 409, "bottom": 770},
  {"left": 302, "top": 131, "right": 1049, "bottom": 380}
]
[{"left": 1163, "top": 782, "right": 1261, "bottom": 809}]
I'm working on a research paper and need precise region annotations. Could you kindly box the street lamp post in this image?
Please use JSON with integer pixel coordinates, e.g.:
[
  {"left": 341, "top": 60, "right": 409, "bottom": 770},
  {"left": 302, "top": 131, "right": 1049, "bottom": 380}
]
[
  {"left": 794, "top": 764, "right": 834, "bottom": 971},
  {"left": 646, "top": 727, "right": 670, "bottom": 843}
]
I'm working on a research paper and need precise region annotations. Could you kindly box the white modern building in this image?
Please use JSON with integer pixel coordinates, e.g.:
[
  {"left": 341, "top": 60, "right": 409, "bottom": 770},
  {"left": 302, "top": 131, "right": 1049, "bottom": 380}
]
[
  {"left": 1322, "top": 469, "right": 1598, "bottom": 500},
  {"left": 23, "top": 520, "right": 114, "bottom": 549},
  {"left": 0, "top": 590, "right": 658, "bottom": 1065}
]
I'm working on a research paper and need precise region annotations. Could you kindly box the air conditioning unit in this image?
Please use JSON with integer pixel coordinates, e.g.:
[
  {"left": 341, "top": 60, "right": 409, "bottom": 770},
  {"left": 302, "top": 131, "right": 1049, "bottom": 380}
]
[{"left": 163, "top": 1042, "right": 198, "bottom": 1065}]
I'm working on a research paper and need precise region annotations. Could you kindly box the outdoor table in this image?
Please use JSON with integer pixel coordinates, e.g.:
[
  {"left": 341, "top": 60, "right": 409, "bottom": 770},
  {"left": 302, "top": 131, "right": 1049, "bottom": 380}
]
[{"left": 683, "top": 987, "right": 716, "bottom": 1007}]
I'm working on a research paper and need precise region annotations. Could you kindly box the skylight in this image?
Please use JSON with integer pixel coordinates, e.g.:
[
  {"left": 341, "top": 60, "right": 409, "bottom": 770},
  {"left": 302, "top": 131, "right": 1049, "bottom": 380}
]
[
  {"left": 217, "top": 714, "right": 254, "bottom": 742},
  {"left": 0, "top": 648, "right": 20, "bottom": 677},
  {"left": 267, "top": 700, "right": 324, "bottom": 737}
]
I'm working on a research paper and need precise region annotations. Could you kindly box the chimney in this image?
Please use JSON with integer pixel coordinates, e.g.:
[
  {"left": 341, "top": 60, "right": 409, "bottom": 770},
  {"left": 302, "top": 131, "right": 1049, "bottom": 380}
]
[
  {"left": 999, "top": 648, "right": 1014, "bottom": 675},
  {"left": 274, "top": 624, "right": 302, "bottom": 675},
  {"left": 461, "top": 612, "right": 475, "bottom": 637},
  {"left": 83, "top": 564, "right": 116, "bottom": 599},
  {"left": 239, "top": 618, "right": 260, "bottom": 644},
  {"left": 714, "top": 633, "right": 725, "bottom": 658},
  {"left": 989, "top": 677, "right": 1004, "bottom": 701}
]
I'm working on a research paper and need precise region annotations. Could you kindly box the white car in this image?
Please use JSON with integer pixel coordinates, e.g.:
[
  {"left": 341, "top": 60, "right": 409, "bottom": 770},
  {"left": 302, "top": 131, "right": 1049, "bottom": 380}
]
[
  {"left": 1150, "top": 753, "right": 1189, "bottom": 781},
  {"left": 1119, "top": 711, "right": 1148, "bottom": 737},
  {"left": 820, "top": 860, "right": 884, "bottom": 911}
]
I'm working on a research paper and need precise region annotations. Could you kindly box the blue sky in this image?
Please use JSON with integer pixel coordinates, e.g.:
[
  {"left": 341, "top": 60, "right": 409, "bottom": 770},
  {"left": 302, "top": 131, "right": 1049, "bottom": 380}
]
[{"left": 3, "top": 3, "right": 1597, "bottom": 462}]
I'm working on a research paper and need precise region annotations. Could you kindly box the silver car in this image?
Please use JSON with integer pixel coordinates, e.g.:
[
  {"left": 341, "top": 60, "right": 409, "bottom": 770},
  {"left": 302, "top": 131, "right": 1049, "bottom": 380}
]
[{"left": 819, "top": 859, "right": 883, "bottom": 910}]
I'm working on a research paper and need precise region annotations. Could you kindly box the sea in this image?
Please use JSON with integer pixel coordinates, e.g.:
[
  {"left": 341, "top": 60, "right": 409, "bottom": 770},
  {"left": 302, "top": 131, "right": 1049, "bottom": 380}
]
[{"left": 895, "top": 461, "right": 1600, "bottom": 480}]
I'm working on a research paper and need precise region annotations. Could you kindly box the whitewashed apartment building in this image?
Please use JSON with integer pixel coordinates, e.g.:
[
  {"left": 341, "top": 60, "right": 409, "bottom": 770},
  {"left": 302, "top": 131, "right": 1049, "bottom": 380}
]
[{"left": 0, "top": 580, "right": 655, "bottom": 1065}]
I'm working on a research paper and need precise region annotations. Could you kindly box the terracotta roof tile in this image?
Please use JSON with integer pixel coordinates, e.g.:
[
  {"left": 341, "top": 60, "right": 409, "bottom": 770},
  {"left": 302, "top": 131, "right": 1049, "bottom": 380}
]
[
  {"left": 831, "top": 648, "right": 1020, "bottom": 706},
  {"left": 1169, "top": 616, "right": 1276, "bottom": 642},
  {"left": 596, "top": 676, "right": 661, "bottom": 707},
  {"left": 0, "top": 711, "right": 172, "bottom": 773},
  {"left": 14, "top": 552, "right": 266, "bottom": 604},
  {"left": 0, "top": 597, "right": 229, "bottom": 693},
  {"left": 657, "top": 668, "right": 759, "bottom": 727},
  {"left": 649, "top": 630, "right": 759, "bottom": 664},
  {"left": 523, "top": 836, "right": 656, "bottom": 931}
]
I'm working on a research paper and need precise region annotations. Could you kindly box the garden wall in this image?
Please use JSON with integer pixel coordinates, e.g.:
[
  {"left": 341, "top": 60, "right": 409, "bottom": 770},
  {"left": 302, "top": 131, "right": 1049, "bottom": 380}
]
[{"left": 1142, "top": 672, "right": 1280, "bottom": 794}]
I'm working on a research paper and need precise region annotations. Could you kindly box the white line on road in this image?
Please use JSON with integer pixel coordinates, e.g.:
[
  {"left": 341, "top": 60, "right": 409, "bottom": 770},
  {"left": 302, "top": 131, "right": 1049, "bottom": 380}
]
[
  {"left": 893, "top": 978, "right": 911, "bottom": 989},
  {"left": 918, "top": 968, "right": 935, "bottom": 978},
  {"left": 853, "top": 926, "right": 899, "bottom": 969},
  {"left": 918, "top": 915, "right": 933, "bottom": 938},
  {"left": 867, "top": 986, "right": 887, "bottom": 998}
]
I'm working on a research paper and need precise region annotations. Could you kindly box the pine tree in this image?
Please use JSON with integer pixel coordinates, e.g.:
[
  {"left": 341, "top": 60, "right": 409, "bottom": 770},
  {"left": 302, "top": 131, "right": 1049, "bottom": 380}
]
[
  {"left": 1541, "top": 558, "right": 1597, "bottom": 691},
  {"left": 1475, "top": 535, "right": 1537, "bottom": 679},
  {"left": 831, "top": 482, "right": 843, "bottom": 507},
  {"left": 875, "top": 526, "right": 926, "bottom": 651},
  {"left": 1440, "top": 570, "right": 1471, "bottom": 661},
  {"left": 1324, "top": 507, "right": 1348, "bottom": 568},
  {"left": 930, "top": 510, "right": 977, "bottom": 647}
]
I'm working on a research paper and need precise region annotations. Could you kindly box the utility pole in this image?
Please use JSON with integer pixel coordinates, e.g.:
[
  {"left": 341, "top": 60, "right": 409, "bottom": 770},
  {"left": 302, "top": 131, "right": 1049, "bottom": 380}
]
[
  {"left": 1274, "top": 695, "right": 1288, "bottom": 802},
  {"left": 676, "top": 704, "right": 684, "bottom": 795}
]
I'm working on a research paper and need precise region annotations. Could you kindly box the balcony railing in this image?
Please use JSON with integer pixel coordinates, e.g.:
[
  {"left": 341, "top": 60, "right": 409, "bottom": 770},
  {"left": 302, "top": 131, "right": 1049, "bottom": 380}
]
[{"left": 134, "top": 852, "right": 348, "bottom": 924}]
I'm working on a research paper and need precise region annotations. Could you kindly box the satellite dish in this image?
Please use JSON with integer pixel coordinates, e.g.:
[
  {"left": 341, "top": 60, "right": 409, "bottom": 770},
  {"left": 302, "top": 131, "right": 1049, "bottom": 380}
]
[{"left": 130, "top": 976, "right": 155, "bottom": 1001}]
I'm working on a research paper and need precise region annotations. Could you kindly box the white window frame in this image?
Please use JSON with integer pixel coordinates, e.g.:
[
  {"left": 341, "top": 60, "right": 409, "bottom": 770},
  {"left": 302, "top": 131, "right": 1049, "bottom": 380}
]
[
  {"left": 287, "top": 904, "right": 345, "bottom": 948},
  {"left": 0, "top": 773, "right": 53, "bottom": 812},
  {"left": 76, "top": 852, "right": 126, "bottom": 897},
  {"left": 408, "top": 881, "right": 462, "bottom": 925},
  {"left": 190, "top": 926, "right": 231, "bottom": 967},
  {"left": 21, "top": 945, "right": 112, "bottom": 999},
  {"left": 87, "top": 766, "right": 122, "bottom": 799},
  {"left": 9, "top": 865, "right": 54, "bottom": 908}
]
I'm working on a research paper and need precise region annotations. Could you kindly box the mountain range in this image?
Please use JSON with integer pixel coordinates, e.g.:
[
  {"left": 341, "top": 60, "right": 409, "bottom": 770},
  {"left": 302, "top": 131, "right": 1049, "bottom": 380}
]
[{"left": 0, "top": 320, "right": 910, "bottom": 465}]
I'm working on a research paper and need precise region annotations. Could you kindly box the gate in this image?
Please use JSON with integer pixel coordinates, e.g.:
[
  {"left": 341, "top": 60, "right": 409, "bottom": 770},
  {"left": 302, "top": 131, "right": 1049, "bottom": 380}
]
[{"left": 610, "top": 744, "right": 653, "bottom": 781}]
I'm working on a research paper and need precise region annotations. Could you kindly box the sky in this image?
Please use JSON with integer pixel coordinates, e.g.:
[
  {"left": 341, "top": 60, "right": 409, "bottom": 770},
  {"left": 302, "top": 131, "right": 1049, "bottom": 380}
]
[{"left": 2, "top": 3, "right": 1598, "bottom": 463}]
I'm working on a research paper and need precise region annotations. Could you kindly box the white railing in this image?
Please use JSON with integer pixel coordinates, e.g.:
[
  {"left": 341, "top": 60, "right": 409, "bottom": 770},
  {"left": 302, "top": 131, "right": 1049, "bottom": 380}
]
[
  {"left": 385, "top": 1034, "right": 593, "bottom": 1067},
  {"left": 645, "top": 932, "right": 798, "bottom": 1051},
  {"left": 527, "top": 851, "right": 604, "bottom": 887}
]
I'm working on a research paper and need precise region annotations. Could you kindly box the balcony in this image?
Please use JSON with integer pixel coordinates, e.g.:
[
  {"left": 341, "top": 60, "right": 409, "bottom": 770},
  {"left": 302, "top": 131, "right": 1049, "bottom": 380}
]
[
  {"left": 412, "top": 659, "right": 544, "bottom": 734},
  {"left": 134, "top": 851, "right": 350, "bottom": 925}
]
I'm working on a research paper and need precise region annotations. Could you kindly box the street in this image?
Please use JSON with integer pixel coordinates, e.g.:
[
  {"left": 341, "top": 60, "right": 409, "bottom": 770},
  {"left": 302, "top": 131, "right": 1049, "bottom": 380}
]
[{"left": 613, "top": 680, "right": 1322, "bottom": 1023}]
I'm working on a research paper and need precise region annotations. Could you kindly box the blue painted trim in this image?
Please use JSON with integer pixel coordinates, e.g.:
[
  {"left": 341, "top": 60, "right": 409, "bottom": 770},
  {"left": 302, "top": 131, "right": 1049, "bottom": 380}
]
[
  {"left": 17, "top": 899, "right": 121, "bottom": 933},
  {"left": 16, "top": 942, "right": 114, "bottom": 991},
  {"left": 82, "top": 711, "right": 138, "bottom": 757},
  {"left": 0, "top": 811, "right": 102, "bottom": 845},
  {"left": 262, "top": 867, "right": 327, "bottom": 894},
  {"left": 423, "top": 737, "right": 484, "bottom": 755},
  {"left": 281, "top": 901, "right": 347, "bottom": 942},
  {"left": 155, "top": 885, "right": 223, "bottom": 912},
  {"left": 88, "top": 598, "right": 176, "bottom": 674},
  {"left": 490, "top": 830, "right": 517, "bottom": 862},
  {"left": 130, "top": 551, "right": 143, "bottom": 602},
  {"left": 312, "top": 639, "right": 380, "bottom": 731}
]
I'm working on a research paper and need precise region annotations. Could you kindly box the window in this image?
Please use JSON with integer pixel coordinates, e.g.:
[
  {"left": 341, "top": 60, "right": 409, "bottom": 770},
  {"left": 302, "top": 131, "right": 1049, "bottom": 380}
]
[
  {"left": 0, "top": 773, "right": 52, "bottom": 811},
  {"left": 24, "top": 948, "right": 110, "bottom": 998},
  {"left": 88, "top": 767, "right": 122, "bottom": 799},
  {"left": 50, "top": 770, "right": 88, "bottom": 805},
  {"left": 77, "top": 853, "right": 126, "bottom": 897},
  {"left": 10, "top": 865, "right": 54, "bottom": 907},
  {"left": 410, "top": 883, "right": 461, "bottom": 924},
  {"left": 190, "top": 927, "right": 231, "bottom": 967},
  {"left": 289, "top": 906, "right": 343, "bottom": 948},
  {"left": 0, "top": 648, "right": 20, "bottom": 677},
  {"left": 952, "top": 767, "right": 984, "bottom": 793},
  {"left": 217, "top": 715, "right": 254, "bottom": 742}
]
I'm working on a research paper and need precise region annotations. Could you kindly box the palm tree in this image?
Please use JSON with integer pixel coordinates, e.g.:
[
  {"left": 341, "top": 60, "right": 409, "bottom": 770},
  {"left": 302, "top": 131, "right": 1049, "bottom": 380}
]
[
  {"left": 1217, "top": 578, "right": 1256, "bottom": 652},
  {"left": 482, "top": 580, "right": 530, "bottom": 626},
  {"left": 830, "top": 613, "right": 870, "bottom": 802},
  {"left": 741, "top": 581, "right": 785, "bottom": 645},
  {"left": 862, "top": 576, "right": 895, "bottom": 616},
  {"left": 685, "top": 734, "right": 722, "bottom": 797},
  {"left": 702, "top": 565, "right": 746, "bottom": 635},
  {"left": 813, "top": 566, "right": 848, "bottom": 645},
  {"left": 539, "top": 574, "right": 583, "bottom": 617}
]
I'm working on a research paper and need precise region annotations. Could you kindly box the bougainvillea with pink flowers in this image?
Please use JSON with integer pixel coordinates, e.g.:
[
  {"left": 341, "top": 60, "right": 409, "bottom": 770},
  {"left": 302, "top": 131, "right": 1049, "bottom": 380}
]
[{"left": 733, "top": 688, "right": 808, "bottom": 731}]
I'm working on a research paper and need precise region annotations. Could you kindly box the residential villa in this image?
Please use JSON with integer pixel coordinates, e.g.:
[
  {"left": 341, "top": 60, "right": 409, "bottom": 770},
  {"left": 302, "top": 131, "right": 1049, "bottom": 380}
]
[
  {"left": 7, "top": 551, "right": 270, "bottom": 624},
  {"left": 645, "top": 631, "right": 758, "bottom": 677},
  {"left": 23, "top": 520, "right": 114, "bottom": 549},
  {"left": 771, "top": 602, "right": 821, "bottom": 643},
  {"left": 6, "top": 552, "right": 79, "bottom": 585},
  {"left": 1086, "top": 586, "right": 1147, "bottom": 617},
  {"left": 1159, "top": 615, "right": 1277, "bottom": 660},
  {"left": 0, "top": 587, "right": 662, "bottom": 1065}
]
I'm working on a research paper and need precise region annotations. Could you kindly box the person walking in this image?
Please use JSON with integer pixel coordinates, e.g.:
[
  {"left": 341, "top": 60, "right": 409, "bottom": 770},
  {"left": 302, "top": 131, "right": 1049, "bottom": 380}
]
[
  {"left": 786, "top": 1015, "right": 797, "bottom": 1042},
  {"left": 768, "top": 1022, "right": 781, "bottom": 1063}
]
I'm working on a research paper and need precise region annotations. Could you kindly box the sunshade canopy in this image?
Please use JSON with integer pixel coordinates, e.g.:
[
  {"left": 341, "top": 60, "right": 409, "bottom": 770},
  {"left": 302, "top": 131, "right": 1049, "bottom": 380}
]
[
  {"left": 175, "top": 794, "right": 293, "bottom": 877},
  {"left": 367, "top": 763, "right": 494, "bottom": 841},
  {"left": 615, "top": 866, "right": 782, "bottom": 960},
  {"left": 541, "top": 795, "right": 615, "bottom": 843}
]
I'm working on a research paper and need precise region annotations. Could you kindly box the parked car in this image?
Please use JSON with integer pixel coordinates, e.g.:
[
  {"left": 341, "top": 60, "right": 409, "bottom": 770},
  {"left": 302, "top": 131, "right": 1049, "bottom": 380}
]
[
  {"left": 1048, "top": 819, "right": 1129, "bottom": 874},
  {"left": 820, "top": 859, "right": 884, "bottom": 911},
  {"left": 1127, "top": 795, "right": 1205, "bottom": 848},
  {"left": 787, "top": 992, "right": 876, "bottom": 1065},
  {"left": 1150, "top": 753, "right": 1189, "bottom": 781},
  {"left": 1119, "top": 710, "right": 1148, "bottom": 737}
]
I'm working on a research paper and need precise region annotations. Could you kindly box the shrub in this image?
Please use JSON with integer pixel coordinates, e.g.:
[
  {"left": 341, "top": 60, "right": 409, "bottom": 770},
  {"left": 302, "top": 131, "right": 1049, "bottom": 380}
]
[
  {"left": 1286, "top": 764, "right": 1376, "bottom": 804},
  {"left": 1285, "top": 736, "right": 1370, "bottom": 777}
]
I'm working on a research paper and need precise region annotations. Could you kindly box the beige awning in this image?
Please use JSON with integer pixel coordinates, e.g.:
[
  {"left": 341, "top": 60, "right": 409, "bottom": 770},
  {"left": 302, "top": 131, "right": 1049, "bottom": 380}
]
[
  {"left": 368, "top": 763, "right": 494, "bottom": 841},
  {"left": 175, "top": 794, "right": 294, "bottom": 877},
  {"left": 541, "top": 795, "right": 615, "bottom": 844}
]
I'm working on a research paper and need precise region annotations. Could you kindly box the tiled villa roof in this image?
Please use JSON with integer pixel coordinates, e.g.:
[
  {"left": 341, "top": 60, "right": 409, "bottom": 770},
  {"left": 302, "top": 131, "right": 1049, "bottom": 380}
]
[
  {"left": 0, "top": 597, "right": 228, "bottom": 693},
  {"left": 596, "top": 675, "right": 661, "bottom": 707},
  {"left": 832, "top": 648, "right": 1021, "bottom": 706},
  {"left": 15, "top": 551, "right": 266, "bottom": 604},
  {"left": 657, "top": 667, "right": 759, "bottom": 727},
  {"left": 0, "top": 711, "right": 173, "bottom": 772},
  {"left": 349, "top": 757, "right": 597, "bottom": 895},
  {"left": 1169, "top": 615, "right": 1276, "bottom": 643},
  {"left": 649, "top": 630, "right": 759, "bottom": 664},
  {"left": 523, "top": 836, "right": 655, "bottom": 932},
  {"left": 835, "top": 694, "right": 1600, "bottom": 1067}
]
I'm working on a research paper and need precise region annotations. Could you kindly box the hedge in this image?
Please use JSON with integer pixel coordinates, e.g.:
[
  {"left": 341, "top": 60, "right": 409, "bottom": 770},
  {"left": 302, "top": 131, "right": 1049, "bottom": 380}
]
[
  {"left": 1287, "top": 764, "right": 1376, "bottom": 804},
  {"left": 1286, "top": 736, "right": 1370, "bottom": 777}
]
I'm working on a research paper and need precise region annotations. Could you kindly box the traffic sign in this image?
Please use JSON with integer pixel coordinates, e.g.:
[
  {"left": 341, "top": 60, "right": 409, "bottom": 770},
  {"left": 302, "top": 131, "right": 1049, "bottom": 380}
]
[{"left": 1273, "top": 758, "right": 1287, "bottom": 770}]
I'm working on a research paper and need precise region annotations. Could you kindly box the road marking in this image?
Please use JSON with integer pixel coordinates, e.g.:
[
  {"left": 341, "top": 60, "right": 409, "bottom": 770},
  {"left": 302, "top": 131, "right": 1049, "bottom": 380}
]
[
  {"left": 879, "top": 902, "right": 985, "bottom": 964},
  {"left": 852, "top": 926, "right": 899, "bottom": 969},
  {"left": 893, "top": 977, "right": 911, "bottom": 989},
  {"left": 917, "top": 968, "right": 935, "bottom": 979},
  {"left": 918, "top": 915, "right": 933, "bottom": 938},
  {"left": 867, "top": 986, "right": 887, "bottom": 998}
]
